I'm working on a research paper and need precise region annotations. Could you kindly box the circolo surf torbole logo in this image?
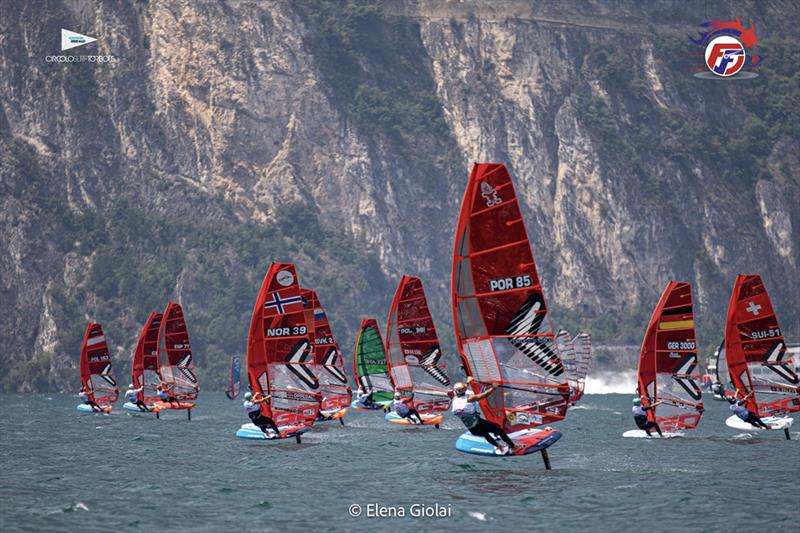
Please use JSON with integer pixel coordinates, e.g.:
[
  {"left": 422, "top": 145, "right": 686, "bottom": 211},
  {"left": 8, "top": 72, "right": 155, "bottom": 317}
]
[
  {"left": 688, "top": 19, "right": 761, "bottom": 79},
  {"left": 46, "top": 29, "right": 116, "bottom": 63}
]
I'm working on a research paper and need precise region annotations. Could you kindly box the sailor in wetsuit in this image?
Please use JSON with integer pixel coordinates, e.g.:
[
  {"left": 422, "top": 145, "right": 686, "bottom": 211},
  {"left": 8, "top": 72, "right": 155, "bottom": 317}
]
[
  {"left": 156, "top": 384, "right": 180, "bottom": 407},
  {"left": 78, "top": 387, "right": 102, "bottom": 412},
  {"left": 711, "top": 380, "right": 724, "bottom": 397},
  {"left": 391, "top": 392, "right": 423, "bottom": 424},
  {"left": 243, "top": 392, "right": 281, "bottom": 437},
  {"left": 728, "top": 390, "right": 770, "bottom": 429},
  {"left": 452, "top": 378, "right": 520, "bottom": 455},
  {"left": 356, "top": 387, "right": 375, "bottom": 407},
  {"left": 125, "top": 384, "right": 150, "bottom": 411},
  {"left": 632, "top": 397, "right": 664, "bottom": 437}
]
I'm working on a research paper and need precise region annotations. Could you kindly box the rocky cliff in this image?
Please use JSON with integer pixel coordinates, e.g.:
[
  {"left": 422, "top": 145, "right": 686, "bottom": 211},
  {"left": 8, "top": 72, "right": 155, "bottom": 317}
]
[{"left": 1, "top": 0, "right": 797, "bottom": 391}]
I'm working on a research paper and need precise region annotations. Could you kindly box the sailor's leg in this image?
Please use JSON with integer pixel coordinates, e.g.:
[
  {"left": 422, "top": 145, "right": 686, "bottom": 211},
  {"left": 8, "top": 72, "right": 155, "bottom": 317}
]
[
  {"left": 469, "top": 421, "right": 499, "bottom": 447},
  {"left": 484, "top": 419, "right": 515, "bottom": 447}
]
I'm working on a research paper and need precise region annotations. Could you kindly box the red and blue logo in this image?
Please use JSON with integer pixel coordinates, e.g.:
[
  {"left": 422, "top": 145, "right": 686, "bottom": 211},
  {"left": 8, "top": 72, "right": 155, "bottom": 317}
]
[{"left": 689, "top": 19, "right": 761, "bottom": 79}]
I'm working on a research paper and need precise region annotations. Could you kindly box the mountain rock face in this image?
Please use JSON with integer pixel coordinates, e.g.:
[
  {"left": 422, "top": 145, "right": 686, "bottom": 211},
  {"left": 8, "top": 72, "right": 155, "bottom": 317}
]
[{"left": 1, "top": 0, "right": 797, "bottom": 391}]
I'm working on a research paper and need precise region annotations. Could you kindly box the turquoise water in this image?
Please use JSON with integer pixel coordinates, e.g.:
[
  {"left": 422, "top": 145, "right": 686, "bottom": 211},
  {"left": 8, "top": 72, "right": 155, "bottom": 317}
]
[{"left": 1, "top": 393, "right": 798, "bottom": 532}]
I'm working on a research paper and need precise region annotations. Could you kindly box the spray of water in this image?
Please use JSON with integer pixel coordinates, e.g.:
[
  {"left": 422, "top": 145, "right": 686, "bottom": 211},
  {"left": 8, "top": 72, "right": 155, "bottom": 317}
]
[{"left": 584, "top": 371, "right": 637, "bottom": 394}]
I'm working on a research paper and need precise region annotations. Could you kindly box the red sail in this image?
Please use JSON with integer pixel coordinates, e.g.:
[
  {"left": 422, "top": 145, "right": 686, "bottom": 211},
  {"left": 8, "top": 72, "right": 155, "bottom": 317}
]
[
  {"left": 300, "top": 288, "right": 350, "bottom": 411},
  {"left": 451, "top": 163, "right": 569, "bottom": 431},
  {"left": 385, "top": 275, "right": 451, "bottom": 413},
  {"left": 158, "top": 302, "right": 200, "bottom": 401},
  {"left": 248, "top": 263, "right": 320, "bottom": 427},
  {"left": 132, "top": 313, "right": 163, "bottom": 404},
  {"left": 637, "top": 282, "right": 704, "bottom": 431},
  {"left": 79, "top": 323, "right": 118, "bottom": 405},
  {"left": 725, "top": 274, "right": 800, "bottom": 417}
]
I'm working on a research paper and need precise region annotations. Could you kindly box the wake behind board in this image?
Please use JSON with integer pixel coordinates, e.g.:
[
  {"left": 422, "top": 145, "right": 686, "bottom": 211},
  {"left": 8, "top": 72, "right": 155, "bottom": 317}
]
[
  {"left": 76, "top": 404, "right": 112, "bottom": 414},
  {"left": 384, "top": 411, "right": 443, "bottom": 427},
  {"left": 123, "top": 402, "right": 161, "bottom": 416},
  {"left": 456, "top": 428, "right": 561, "bottom": 457},
  {"left": 351, "top": 400, "right": 391, "bottom": 411},
  {"left": 622, "top": 429, "right": 684, "bottom": 439},
  {"left": 235, "top": 423, "right": 310, "bottom": 442},
  {"left": 725, "top": 414, "right": 793, "bottom": 431}
]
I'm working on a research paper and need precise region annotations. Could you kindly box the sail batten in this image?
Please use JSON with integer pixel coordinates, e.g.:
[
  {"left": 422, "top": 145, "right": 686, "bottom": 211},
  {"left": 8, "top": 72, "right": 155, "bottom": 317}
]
[{"left": 451, "top": 163, "right": 569, "bottom": 431}]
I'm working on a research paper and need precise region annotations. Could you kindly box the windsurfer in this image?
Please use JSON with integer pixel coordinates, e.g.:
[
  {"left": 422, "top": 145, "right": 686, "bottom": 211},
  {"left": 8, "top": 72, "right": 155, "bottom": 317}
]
[
  {"left": 392, "top": 392, "right": 423, "bottom": 424},
  {"left": 632, "top": 398, "right": 664, "bottom": 437},
  {"left": 78, "top": 387, "right": 102, "bottom": 412},
  {"left": 156, "top": 384, "right": 180, "bottom": 407},
  {"left": 712, "top": 381, "right": 724, "bottom": 397},
  {"left": 356, "top": 387, "right": 376, "bottom": 408},
  {"left": 452, "top": 378, "right": 520, "bottom": 455},
  {"left": 244, "top": 392, "right": 281, "bottom": 437},
  {"left": 728, "top": 390, "right": 770, "bottom": 429},
  {"left": 125, "top": 384, "right": 150, "bottom": 411}
]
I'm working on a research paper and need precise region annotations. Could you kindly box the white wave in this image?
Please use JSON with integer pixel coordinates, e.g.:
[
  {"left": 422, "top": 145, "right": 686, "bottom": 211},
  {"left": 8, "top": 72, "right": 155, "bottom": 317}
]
[
  {"left": 468, "top": 511, "right": 487, "bottom": 521},
  {"left": 584, "top": 371, "right": 637, "bottom": 394}
]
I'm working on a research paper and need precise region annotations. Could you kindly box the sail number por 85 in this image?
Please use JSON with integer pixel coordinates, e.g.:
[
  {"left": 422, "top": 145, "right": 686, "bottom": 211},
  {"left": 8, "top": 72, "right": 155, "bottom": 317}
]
[
  {"left": 666, "top": 341, "right": 696, "bottom": 350},
  {"left": 489, "top": 275, "right": 532, "bottom": 292}
]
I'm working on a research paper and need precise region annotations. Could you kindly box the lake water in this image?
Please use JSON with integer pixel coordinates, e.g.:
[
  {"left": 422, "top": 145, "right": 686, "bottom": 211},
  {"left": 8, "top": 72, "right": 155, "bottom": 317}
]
[{"left": 1, "top": 393, "right": 798, "bottom": 531}]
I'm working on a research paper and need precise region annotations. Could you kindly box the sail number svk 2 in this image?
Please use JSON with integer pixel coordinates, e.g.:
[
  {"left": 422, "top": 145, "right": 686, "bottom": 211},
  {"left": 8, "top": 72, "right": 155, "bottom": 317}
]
[{"left": 489, "top": 275, "right": 532, "bottom": 292}]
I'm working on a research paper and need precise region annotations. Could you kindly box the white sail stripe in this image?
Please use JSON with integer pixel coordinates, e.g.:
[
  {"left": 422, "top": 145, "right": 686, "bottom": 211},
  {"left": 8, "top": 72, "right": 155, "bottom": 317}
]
[{"left": 86, "top": 335, "right": 106, "bottom": 346}]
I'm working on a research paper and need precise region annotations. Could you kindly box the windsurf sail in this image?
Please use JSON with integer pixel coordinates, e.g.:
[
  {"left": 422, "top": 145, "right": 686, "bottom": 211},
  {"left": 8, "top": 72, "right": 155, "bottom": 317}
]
[
  {"left": 637, "top": 281, "right": 704, "bottom": 431},
  {"left": 248, "top": 263, "right": 320, "bottom": 427},
  {"left": 557, "top": 330, "right": 591, "bottom": 405},
  {"left": 226, "top": 355, "right": 241, "bottom": 400},
  {"left": 132, "top": 312, "right": 163, "bottom": 404},
  {"left": 385, "top": 275, "right": 451, "bottom": 413},
  {"left": 451, "top": 162, "right": 569, "bottom": 430},
  {"left": 724, "top": 274, "right": 800, "bottom": 417},
  {"left": 301, "top": 288, "right": 351, "bottom": 412},
  {"left": 79, "top": 323, "right": 118, "bottom": 405},
  {"left": 352, "top": 318, "right": 394, "bottom": 403},
  {"left": 158, "top": 302, "right": 200, "bottom": 401}
]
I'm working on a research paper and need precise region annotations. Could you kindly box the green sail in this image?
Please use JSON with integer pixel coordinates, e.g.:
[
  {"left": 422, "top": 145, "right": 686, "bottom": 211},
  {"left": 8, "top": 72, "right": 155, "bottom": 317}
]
[{"left": 354, "top": 318, "right": 394, "bottom": 403}]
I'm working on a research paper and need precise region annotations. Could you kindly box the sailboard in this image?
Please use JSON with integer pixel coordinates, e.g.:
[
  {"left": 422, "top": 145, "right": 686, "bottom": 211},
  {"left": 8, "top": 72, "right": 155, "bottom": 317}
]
[
  {"left": 557, "top": 330, "right": 592, "bottom": 405},
  {"left": 301, "top": 287, "right": 350, "bottom": 422},
  {"left": 226, "top": 355, "right": 241, "bottom": 400},
  {"left": 451, "top": 163, "right": 567, "bottom": 462},
  {"left": 76, "top": 322, "right": 117, "bottom": 413},
  {"left": 124, "top": 312, "right": 164, "bottom": 416},
  {"left": 235, "top": 262, "right": 320, "bottom": 442},
  {"left": 723, "top": 274, "right": 799, "bottom": 435},
  {"left": 624, "top": 281, "right": 704, "bottom": 438},
  {"left": 384, "top": 275, "right": 451, "bottom": 426},
  {"left": 352, "top": 318, "right": 394, "bottom": 410},
  {"left": 154, "top": 302, "right": 199, "bottom": 417}
]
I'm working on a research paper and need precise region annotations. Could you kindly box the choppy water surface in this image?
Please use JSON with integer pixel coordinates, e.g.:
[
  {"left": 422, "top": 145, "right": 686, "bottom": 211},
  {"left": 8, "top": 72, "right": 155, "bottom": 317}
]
[{"left": 1, "top": 393, "right": 798, "bottom": 532}]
